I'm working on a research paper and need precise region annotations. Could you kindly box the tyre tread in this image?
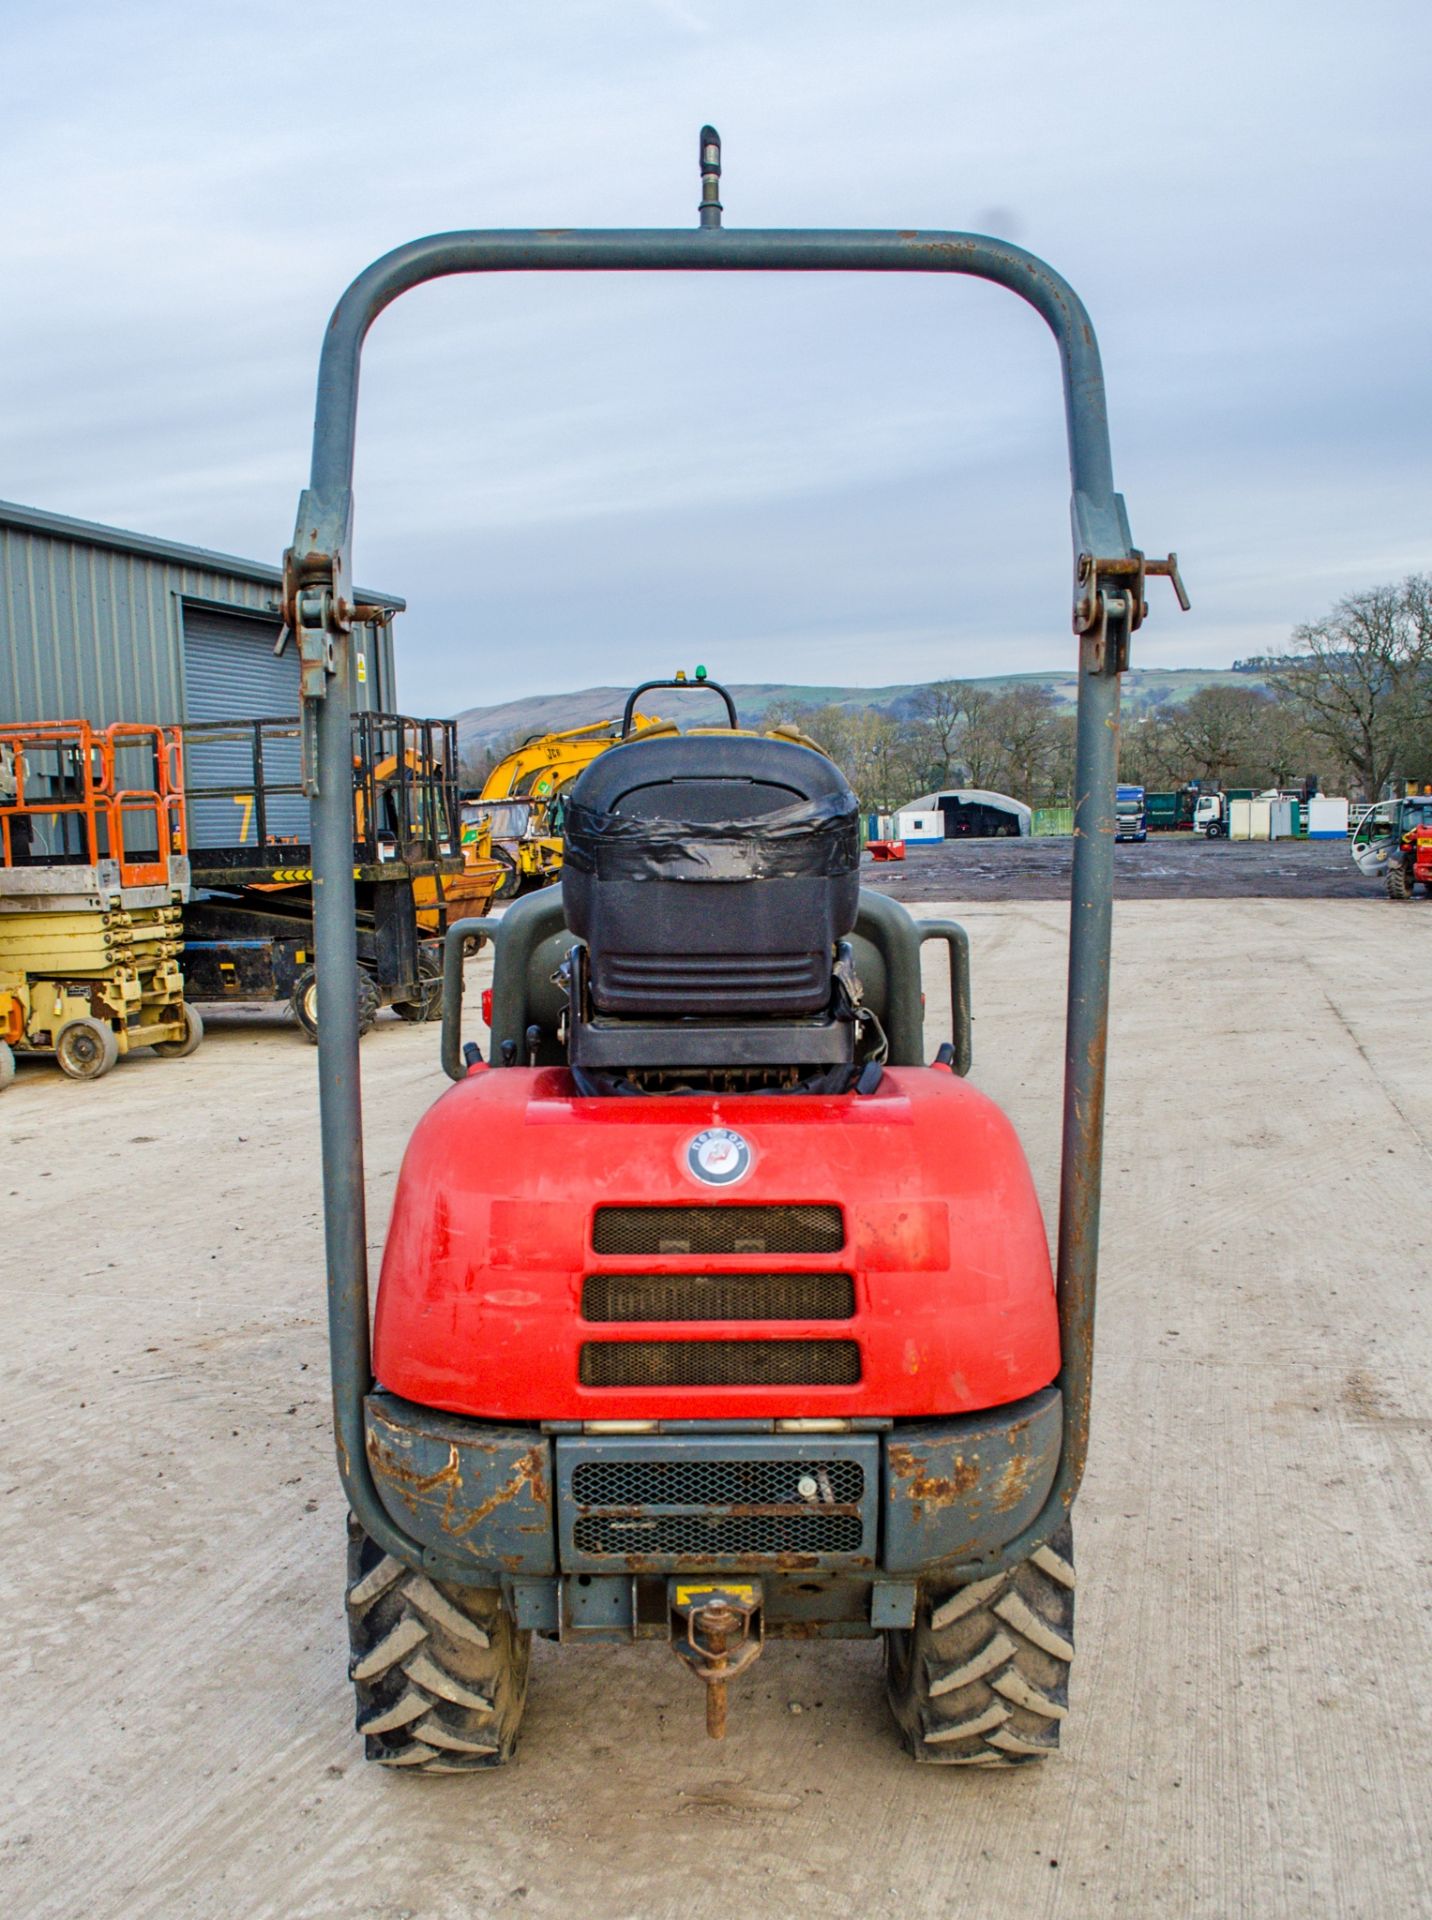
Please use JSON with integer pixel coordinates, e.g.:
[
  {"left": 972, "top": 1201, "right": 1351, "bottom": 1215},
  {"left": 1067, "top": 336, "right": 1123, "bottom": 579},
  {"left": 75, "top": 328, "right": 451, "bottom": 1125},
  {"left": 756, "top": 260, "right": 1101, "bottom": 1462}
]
[
  {"left": 346, "top": 1519, "right": 530, "bottom": 1771},
  {"left": 885, "top": 1520, "right": 1074, "bottom": 1768}
]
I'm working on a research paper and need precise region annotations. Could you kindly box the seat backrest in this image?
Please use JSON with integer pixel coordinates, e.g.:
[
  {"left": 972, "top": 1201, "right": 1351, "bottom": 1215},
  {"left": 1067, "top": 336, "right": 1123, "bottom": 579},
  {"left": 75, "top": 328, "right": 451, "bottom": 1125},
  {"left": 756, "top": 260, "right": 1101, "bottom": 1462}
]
[{"left": 561, "top": 733, "right": 860, "bottom": 1017}]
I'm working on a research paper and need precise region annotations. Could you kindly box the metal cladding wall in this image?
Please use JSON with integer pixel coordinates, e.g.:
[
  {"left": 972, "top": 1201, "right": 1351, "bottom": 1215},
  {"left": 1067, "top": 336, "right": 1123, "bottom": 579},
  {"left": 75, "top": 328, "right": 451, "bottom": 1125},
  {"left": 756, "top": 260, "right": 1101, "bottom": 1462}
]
[{"left": 0, "top": 500, "right": 401, "bottom": 726}]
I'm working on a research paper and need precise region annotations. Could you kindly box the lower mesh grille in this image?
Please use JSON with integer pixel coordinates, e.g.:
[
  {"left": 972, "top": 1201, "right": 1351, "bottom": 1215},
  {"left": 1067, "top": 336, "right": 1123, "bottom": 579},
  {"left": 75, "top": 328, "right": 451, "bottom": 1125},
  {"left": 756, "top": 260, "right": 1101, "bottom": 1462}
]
[
  {"left": 578, "top": 1339, "right": 860, "bottom": 1388},
  {"left": 558, "top": 1433, "right": 878, "bottom": 1567},
  {"left": 572, "top": 1456, "right": 864, "bottom": 1507},
  {"left": 574, "top": 1511, "right": 864, "bottom": 1556},
  {"left": 582, "top": 1272, "right": 855, "bottom": 1323},
  {"left": 592, "top": 1204, "right": 843, "bottom": 1256}
]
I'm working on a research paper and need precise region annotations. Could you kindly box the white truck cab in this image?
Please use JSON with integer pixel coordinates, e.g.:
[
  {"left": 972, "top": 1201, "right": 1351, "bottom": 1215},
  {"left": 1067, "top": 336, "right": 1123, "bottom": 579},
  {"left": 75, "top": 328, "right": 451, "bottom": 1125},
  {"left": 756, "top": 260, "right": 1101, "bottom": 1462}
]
[{"left": 1193, "top": 793, "right": 1226, "bottom": 838}]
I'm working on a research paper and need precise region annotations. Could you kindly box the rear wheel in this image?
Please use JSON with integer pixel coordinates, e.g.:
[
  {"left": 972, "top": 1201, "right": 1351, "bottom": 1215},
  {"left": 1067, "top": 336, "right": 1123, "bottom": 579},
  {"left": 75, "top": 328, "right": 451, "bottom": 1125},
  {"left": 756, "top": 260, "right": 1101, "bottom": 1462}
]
[
  {"left": 346, "top": 1516, "right": 531, "bottom": 1770},
  {"left": 291, "top": 966, "right": 380, "bottom": 1043},
  {"left": 55, "top": 1017, "right": 120, "bottom": 1081},
  {"left": 150, "top": 1002, "right": 204, "bottom": 1057},
  {"left": 885, "top": 1521, "right": 1074, "bottom": 1766}
]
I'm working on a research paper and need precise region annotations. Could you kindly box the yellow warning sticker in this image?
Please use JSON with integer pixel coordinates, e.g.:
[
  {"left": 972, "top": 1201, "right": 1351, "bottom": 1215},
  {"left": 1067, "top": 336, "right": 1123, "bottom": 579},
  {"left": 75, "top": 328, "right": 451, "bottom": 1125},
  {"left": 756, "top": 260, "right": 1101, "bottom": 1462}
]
[{"left": 675, "top": 1583, "right": 758, "bottom": 1607}]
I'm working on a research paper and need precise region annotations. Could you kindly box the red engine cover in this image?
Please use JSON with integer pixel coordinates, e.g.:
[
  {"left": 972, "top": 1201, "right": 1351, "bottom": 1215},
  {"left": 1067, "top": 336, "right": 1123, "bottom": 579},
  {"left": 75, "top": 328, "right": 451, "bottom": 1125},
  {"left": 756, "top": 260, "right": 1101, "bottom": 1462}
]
[{"left": 373, "top": 1065, "right": 1059, "bottom": 1422}]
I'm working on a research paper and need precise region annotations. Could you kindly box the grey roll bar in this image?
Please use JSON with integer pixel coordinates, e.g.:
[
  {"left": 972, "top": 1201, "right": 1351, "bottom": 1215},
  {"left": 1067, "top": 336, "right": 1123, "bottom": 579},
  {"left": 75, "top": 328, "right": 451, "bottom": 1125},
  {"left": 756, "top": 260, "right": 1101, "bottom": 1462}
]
[{"left": 286, "top": 140, "right": 1185, "bottom": 1585}]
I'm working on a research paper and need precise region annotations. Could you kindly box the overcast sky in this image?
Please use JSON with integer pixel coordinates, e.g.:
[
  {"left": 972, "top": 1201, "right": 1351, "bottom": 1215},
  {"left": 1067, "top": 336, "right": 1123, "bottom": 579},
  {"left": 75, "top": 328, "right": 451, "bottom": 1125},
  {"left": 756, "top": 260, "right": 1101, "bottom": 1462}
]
[{"left": 4, "top": 0, "right": 1429, "bottom": 713}]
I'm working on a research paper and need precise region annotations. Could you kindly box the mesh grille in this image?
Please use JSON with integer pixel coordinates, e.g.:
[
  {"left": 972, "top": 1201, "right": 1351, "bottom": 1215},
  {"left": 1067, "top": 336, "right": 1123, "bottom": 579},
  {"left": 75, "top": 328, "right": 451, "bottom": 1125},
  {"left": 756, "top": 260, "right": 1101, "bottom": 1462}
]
[
  {"left": 582, "top": 1272, "right": 854, "bottom": 1323},
  {"left": 571, "top": 1456, "right": 864, "bottom": 1507},
  {"left": 578, "top": 1339, "right": 860, "bottom": 1388},
  {"left": 592, "top": 1205, "right": 843, "bottom": 1257},
  {"left": 574, "top": 1511, "right": 864, "bottom": 1556}
]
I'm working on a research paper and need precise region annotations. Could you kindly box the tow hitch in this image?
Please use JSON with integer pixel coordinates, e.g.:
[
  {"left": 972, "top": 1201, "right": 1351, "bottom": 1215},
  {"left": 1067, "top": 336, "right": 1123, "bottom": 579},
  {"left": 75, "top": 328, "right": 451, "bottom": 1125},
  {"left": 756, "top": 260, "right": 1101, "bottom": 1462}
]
[{"left": 671, "top": 1582, "right": 764, "bottom": 1739}]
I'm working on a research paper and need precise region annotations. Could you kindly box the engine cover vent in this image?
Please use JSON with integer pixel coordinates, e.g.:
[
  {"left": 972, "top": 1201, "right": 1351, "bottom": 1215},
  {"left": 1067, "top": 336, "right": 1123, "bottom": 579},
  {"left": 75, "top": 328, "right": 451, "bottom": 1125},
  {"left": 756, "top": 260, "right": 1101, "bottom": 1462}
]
[
  {"left": 591, "top": 1204, "right": 843, "bottom": 1257},
  {"left": 581, "top": 1271, "right": 855, "bottom": 1323},
  {"left": 578, "top": 1339, "right": 860, "bottom": 1388}
]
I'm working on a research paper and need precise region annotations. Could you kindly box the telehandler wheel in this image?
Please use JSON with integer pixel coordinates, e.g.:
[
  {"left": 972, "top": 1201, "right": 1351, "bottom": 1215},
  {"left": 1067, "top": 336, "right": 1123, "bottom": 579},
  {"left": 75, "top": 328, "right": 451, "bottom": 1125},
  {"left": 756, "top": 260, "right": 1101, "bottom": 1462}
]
[
  {"left": 292, "top": 967, "right": 380, "bottom": 1044},
  {"left": 885, "top": 1521, "right": 1074, "bottom": 1767},
  {"left": 1387, "top": 863, "right": 1412, "bottom": 901},
  {"left": 0, "top": 1041, "right": 14, "bottom": 1089},
  {"left": 55, "top": 1017, "right": 120, "bottom": 1081},
  {"left": 150, "top": 1002, "right": 204, "bottom": 1058},
  {"left": 489, "top": 849, "right": 520, "bottom": 901},
  {"left": 345, "top": 1515, "right": 531, "bottom": 1771},
  {"left": 393, "top": 954, "right": 443, "bottom": 1023}
]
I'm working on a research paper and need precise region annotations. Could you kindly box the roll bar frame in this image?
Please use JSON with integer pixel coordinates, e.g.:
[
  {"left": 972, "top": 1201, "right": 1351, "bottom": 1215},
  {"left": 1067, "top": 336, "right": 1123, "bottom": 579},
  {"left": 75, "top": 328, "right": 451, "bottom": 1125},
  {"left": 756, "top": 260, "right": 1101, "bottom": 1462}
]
[
  {"left": 285, "top": 134, "right": 1184, "bottom": 1586},
  {"left": 620, "top": 676, "right": 739, "bottom": 736}
]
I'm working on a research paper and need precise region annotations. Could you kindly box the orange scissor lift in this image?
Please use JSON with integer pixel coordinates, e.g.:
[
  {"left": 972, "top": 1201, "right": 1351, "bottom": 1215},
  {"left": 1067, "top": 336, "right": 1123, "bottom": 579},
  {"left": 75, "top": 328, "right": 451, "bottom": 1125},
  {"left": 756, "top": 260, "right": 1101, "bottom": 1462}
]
[{"left": 0, "top": 720, "right": 202, "bottom": 1083}]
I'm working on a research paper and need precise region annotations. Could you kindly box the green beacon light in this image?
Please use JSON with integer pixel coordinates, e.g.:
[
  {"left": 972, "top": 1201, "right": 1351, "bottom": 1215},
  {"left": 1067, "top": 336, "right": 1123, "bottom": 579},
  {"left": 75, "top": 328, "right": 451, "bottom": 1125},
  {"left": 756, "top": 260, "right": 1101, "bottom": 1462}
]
[{"left": 695, "top": 665, "right": 707, "bottom": 680}]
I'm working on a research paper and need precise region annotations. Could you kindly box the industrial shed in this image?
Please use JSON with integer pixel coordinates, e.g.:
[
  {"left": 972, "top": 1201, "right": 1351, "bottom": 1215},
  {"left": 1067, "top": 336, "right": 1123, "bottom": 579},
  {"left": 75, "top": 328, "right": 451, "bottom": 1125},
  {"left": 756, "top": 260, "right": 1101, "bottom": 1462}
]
[{"left": 0, "top": 499, "right": 402, "bottom": 729}]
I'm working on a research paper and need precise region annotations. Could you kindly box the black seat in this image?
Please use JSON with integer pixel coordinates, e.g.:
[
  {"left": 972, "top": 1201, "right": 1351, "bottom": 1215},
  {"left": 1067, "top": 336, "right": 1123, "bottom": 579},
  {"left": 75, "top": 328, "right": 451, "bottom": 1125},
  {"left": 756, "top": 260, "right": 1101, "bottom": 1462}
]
[{"left": 562, "top": 733, "right": 860, "bottom": 1019}]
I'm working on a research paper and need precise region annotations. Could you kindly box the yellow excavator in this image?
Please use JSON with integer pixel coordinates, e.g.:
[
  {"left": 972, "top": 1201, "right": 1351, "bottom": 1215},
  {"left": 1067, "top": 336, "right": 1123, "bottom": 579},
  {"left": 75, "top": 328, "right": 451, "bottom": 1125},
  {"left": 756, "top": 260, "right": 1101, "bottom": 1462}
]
[
  {"left": 456, "top": 672, "right": 829, "bottom": 910},
  {"left": 464, "top": 709, "right": 672, "bottom": 901}
]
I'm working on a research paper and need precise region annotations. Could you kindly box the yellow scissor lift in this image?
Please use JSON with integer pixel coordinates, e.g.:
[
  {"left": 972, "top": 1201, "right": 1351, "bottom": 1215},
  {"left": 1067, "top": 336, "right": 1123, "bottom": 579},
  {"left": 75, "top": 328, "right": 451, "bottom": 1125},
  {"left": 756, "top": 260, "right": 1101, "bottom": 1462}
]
[{"left": 0, "top": 721, "right": 201, "bottom": 1084}]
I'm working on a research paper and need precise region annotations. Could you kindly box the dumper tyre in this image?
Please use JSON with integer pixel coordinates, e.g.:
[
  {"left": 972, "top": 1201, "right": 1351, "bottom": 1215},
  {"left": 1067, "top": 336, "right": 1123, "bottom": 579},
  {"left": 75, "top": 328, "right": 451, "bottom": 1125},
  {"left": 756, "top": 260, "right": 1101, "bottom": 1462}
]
[
  {"left": 345, "top": 1514, "right": 531, "bottom": 1771},
  {"left": 1387, "top": 863, "right": 1412, "bottom": 901},
  {"left": 292, "top": 966, "right": 380, "bottom": 1043},
  {"left": 55, "top": 1017, "right": 120, "bottom": 1082},
  {"left": 151, "top": 1002, "right": 204, "bottom": 1058},
  {"left": 885, "top": 1520, "right": 1074, "bottom": 1767},
  {"left": 393, "top": 953, "right": 443, "bottom": 1023},
  {"left": 0, "top": 1040, "right": 14, "bottom": 1089}
]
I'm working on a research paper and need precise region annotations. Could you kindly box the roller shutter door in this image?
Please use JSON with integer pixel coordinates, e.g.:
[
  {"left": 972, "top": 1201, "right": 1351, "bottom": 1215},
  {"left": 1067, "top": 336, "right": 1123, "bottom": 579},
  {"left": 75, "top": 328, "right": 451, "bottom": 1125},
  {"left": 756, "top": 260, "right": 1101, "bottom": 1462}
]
[{"left": 182, "top": 607, "right": 306, "bottom": 849}]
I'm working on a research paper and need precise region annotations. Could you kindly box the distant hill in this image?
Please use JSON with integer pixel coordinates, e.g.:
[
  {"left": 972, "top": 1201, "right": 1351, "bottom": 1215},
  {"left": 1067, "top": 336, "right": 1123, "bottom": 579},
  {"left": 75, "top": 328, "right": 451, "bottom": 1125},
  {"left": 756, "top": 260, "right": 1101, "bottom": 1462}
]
[{"left": 454, "top": 667, "right": 1269, "bottom": 753}]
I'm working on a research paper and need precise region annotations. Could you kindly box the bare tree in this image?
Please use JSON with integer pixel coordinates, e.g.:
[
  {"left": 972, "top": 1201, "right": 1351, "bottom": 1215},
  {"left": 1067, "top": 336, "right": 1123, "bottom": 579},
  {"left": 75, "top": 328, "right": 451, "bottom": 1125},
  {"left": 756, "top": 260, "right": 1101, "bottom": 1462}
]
[
  {"left": 1160, "top": 686, "right": 1265, "bottom": 784},
  {"left": 951, "top": 684, "right": 1003, "bottom": 788},
  {"left": 1267, "top": 575, "right": 1432, "bottom": 799},
  {"left": 986, "top": 685, "right": 1062, "bottom": 802},
  {"left": 911, "top": 680, "right": 967, "bottom": 786},
  {"left": 1120, "top": 705, "right": 1187, "bottom": 789},
  {"left": 1241, "top": 694, "right": 1317, "bottom": 789}
]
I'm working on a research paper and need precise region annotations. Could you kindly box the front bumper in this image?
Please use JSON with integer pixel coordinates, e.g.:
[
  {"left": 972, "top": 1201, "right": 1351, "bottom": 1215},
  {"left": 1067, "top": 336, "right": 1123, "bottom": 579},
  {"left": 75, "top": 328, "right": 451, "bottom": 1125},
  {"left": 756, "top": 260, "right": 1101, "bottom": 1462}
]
[{"left": 364, "top": 1384, "right": 1061, "bottom": 1594}]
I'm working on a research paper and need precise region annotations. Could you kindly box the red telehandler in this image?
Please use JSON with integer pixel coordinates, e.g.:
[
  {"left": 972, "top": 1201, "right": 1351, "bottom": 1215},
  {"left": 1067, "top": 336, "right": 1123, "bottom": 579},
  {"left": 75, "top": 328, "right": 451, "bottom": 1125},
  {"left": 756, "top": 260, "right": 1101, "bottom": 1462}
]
[{"left": 281, "top": 128, "right": 1187, "bottom": 1769}]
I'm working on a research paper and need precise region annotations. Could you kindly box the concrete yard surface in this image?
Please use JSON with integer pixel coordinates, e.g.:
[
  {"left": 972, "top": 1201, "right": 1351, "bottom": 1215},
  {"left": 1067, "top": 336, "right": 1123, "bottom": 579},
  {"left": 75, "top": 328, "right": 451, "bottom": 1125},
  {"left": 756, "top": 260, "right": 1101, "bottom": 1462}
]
[{"left": 2, "top": 899, "right": 1429, "bottom": 1919}]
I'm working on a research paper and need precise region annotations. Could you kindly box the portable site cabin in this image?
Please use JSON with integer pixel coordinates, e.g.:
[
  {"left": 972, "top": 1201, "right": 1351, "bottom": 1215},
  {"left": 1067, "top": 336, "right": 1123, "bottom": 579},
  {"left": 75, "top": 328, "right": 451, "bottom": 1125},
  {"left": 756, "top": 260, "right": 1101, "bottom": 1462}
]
[
  {"left": 1306, "top": 797, "right": 1349, "bottom": 838},
  {"left": 896, "top": 789, "right": 1032, "bottom": 842}
]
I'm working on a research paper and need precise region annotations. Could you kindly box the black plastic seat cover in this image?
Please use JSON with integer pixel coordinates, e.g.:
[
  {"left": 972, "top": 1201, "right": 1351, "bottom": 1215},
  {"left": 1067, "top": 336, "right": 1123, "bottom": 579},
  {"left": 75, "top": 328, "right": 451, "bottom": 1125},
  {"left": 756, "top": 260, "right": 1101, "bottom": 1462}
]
[{"left": 562, "top": 734, "right": 860, "bottom": 1017}]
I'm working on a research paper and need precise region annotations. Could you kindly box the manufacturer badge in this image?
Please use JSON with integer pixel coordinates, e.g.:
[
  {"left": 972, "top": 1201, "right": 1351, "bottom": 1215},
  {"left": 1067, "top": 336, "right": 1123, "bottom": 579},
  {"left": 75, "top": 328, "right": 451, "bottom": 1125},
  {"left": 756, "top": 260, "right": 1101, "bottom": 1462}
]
[{"left": 686, "top": 1127, "right": 753, "bottom": 1187}]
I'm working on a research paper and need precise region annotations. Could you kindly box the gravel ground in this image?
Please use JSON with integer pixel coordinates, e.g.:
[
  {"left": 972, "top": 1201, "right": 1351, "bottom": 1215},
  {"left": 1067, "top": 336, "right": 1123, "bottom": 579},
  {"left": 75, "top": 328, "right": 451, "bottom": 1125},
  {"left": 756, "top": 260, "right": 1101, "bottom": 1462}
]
[
  {"left": 2, "top": 898, "right": 1430, "bottom": 1919},
  {"left": 864, "top": 834, "right": 1374, "bottom": 902}
]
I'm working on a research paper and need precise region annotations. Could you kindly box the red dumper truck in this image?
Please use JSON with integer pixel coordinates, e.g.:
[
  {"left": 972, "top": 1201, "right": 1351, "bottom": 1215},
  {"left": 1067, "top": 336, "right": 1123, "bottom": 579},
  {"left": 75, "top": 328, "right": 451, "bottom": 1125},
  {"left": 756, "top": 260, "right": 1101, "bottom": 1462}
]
[{"left": 281, "top": 128, "right": 1187, "bottom": 1769}]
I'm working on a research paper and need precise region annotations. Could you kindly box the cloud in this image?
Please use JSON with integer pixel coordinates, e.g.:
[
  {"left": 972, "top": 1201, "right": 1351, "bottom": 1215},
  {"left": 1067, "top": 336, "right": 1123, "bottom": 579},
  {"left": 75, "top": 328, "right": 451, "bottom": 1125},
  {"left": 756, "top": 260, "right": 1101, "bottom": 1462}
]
[{"left": 2, "top": 0, "right": 1429, "bottom": 712}]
